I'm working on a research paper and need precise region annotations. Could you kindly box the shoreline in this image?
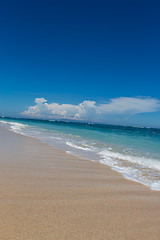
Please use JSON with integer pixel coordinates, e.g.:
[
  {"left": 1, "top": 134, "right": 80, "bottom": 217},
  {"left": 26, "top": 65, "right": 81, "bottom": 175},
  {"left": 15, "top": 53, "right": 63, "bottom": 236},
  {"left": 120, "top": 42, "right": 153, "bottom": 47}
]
[
  {"left": 1, "top": 119, "right": 160, "bottom": 191},
  {"left": 0, "top": 126, "right": 160, "bottom": 239}
]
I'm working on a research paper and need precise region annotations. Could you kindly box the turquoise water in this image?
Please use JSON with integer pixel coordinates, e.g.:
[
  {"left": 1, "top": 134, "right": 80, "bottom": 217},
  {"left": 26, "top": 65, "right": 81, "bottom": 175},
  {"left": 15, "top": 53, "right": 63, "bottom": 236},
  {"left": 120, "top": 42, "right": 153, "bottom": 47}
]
[{"left": 0, "top": 118, "right": 160, "bottom": 190}]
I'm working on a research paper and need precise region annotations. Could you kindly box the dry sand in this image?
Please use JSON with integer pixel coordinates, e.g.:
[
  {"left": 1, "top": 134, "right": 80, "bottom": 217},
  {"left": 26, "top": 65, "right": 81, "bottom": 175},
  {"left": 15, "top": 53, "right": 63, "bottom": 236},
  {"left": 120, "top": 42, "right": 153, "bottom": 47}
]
[{"left": 0, "top": 126, "right": 160, "bottom": 240}]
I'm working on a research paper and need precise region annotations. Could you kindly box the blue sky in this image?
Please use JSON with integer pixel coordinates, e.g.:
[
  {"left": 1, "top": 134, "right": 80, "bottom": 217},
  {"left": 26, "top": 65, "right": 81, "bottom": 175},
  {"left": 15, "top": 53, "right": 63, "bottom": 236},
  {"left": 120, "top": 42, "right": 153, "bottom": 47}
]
[{"left": 0, "top": 0, "right": 160, "bottom": 127}]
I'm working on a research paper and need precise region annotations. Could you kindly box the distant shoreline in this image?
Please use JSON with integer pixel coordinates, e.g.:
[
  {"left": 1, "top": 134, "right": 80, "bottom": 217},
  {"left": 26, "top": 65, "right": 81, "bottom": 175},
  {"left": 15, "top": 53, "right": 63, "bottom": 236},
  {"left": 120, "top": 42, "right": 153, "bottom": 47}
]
[{"left": 1, "top": 116, "right": 160, "bottom": 130}]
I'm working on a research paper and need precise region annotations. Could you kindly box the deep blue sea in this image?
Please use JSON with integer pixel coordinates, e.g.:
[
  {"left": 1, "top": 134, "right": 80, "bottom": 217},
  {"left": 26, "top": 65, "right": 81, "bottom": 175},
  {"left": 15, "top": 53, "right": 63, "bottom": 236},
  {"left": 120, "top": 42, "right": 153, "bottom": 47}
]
[{"left": 1, "top": 118, "right": 160, "bottom": 190}]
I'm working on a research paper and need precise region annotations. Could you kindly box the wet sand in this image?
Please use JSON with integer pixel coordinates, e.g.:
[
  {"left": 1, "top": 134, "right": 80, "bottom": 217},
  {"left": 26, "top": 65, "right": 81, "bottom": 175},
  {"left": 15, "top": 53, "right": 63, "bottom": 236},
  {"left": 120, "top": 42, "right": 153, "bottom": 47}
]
[{"left": 0, "top": 126, "right": 160, "bottom": 240}]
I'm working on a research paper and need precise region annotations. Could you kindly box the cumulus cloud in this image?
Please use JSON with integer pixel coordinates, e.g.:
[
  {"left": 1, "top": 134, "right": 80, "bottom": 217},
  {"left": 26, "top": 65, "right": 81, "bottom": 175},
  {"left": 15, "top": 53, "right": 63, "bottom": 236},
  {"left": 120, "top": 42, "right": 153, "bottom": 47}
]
[{"left": 22, "top": 97, "right": 160, "bottom": 123}]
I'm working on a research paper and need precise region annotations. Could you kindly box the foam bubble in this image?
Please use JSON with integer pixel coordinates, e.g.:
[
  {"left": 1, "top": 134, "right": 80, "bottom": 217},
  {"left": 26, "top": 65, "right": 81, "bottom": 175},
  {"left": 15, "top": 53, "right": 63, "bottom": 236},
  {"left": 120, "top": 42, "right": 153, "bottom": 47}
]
[
  {"left": 66, "top": 141, "right": 92, "bottom": 151},
  {"left": 99, "top": 149, "right": 160, "bottom": 171}
]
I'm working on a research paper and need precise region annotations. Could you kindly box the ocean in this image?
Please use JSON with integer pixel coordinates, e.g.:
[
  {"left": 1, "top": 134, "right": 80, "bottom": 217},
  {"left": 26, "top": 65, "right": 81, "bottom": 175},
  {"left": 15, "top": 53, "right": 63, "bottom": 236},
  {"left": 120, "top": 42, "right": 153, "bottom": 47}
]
[{"left": 0, "top": 118, "right": 160, "bottom": 191}]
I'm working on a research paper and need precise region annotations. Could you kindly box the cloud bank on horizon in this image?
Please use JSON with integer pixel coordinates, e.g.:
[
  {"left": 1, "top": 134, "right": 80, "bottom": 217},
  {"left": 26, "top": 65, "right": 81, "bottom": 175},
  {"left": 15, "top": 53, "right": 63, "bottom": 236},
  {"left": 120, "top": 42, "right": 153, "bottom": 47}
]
[{"left": 22, "top": 97, "right": 160, "bottom": 124}]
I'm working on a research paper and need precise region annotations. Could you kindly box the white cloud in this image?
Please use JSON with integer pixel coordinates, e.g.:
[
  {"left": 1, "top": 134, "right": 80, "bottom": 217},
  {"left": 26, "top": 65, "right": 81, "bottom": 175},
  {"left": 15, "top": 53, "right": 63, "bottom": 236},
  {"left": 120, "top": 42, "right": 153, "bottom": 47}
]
[{"left": 22, "top": 97, "right": 160, "bottom": 123}]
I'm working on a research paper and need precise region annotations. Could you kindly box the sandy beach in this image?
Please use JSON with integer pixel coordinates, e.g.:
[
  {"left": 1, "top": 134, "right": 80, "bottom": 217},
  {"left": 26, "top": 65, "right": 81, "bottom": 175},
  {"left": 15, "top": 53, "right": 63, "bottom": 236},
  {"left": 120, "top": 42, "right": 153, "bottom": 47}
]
[{"left": 0, "top": 126, "right": 160, "bottom": 240}]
